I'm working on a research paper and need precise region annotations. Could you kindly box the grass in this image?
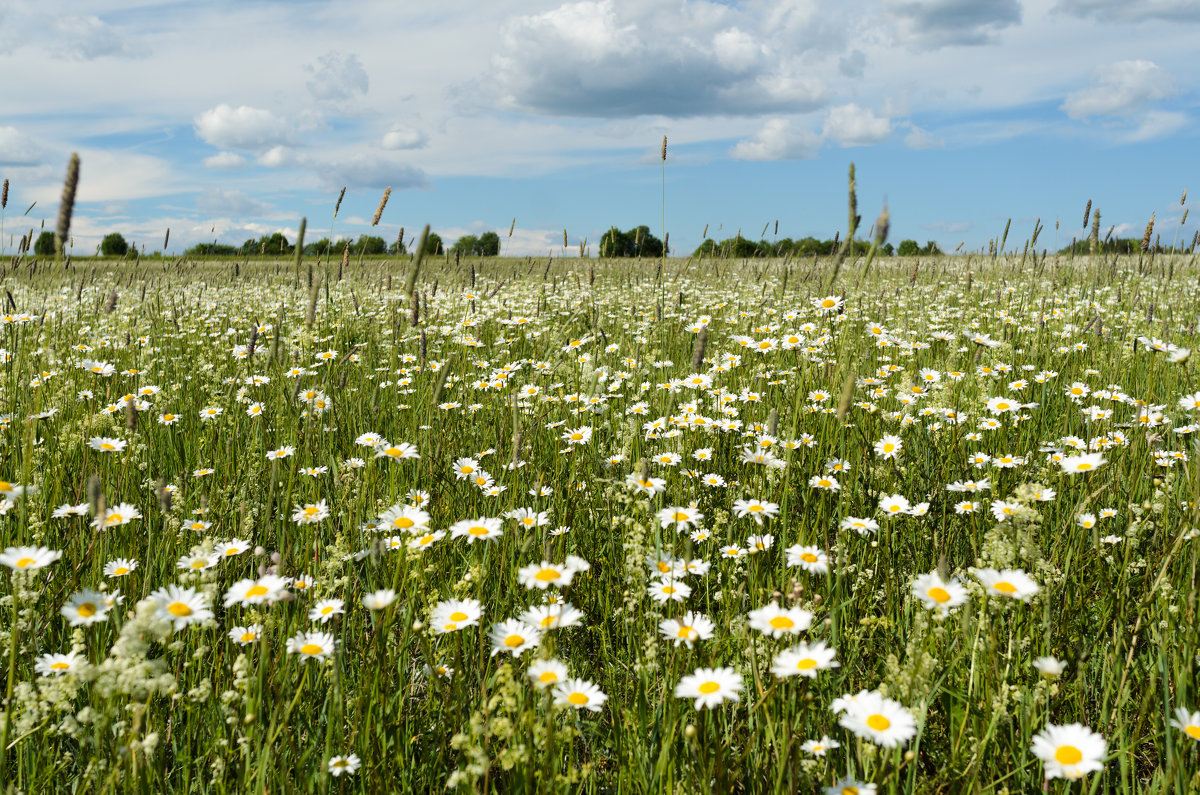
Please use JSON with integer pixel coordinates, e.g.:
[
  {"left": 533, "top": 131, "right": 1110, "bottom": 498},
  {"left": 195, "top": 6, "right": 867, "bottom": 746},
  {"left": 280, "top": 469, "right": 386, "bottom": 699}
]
[{"left": 0, "top": 241, "right": 1198, "bottom": 793}]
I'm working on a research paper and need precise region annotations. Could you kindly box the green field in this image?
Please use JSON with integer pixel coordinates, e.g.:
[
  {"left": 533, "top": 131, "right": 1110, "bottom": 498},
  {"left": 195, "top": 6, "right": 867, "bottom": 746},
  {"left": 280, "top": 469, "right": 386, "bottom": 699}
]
[{"left": 1, "top": 245, "right": 1198, "bottom": 793}]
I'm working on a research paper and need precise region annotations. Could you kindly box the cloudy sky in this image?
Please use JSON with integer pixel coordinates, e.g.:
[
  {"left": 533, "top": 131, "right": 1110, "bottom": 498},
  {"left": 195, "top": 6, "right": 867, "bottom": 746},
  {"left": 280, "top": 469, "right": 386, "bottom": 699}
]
[{"left": 1, "top": 0, "right": 1196, "bottom": 256}]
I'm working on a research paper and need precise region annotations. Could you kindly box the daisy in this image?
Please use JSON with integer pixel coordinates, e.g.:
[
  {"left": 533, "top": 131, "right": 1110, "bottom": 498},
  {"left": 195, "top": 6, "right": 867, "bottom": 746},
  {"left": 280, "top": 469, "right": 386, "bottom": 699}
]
[
  {"left": 772, "top": 641, "right": 840, "bottom": 679},
  {"left": 561, "top": 426, "right": 593, "bottom": 445},
  {"left": 975, "top": 568, "right": 1039, "bottom": 601},
  {"left": 61, "top": 589, "right": 111, "bottom": 626},
  {"left": 648, "top": 578, "right": 692, "bottom": 603},
  {"left": 840, "top": 516, "right": 880, "bottom": 535},
  {"left": 554, "top": 678, "right": 607, "bottom": 712},
  {"left": 378, "top": 504, "right": 430, "bottom": 533},
  {"left": 91, "top": 501, "right": 141, "bottom": 531},
  {"left": 786, "top": 545, "right": 829, "bottom": 574},
  {"left": 430, "top": 598, "right": 483, "bottom": 634},
  {"left": 489, "top": 619, "right": 542, "bottom": 657},
  {"left": 216, "top": 538, "right": 251, "bottom": 558},
  {"left": 1030, "top": 723, "right": 1106, "bottom": 780},
  {"left": 675, "top": 666, "right": 743, "bottom": 710},
  {"left": 520, "top": 603, "right": 585, "bottom": 630},
  {"left": 266, "top": 446, "right": 295, "bottom": 460},
  {"left": 507, "top": 507, "right": 551, "bottom": 530},
  {"left": 517, "top": 561, "right": 576, "bottom": 590},
  {"left": 1059, "top": 453, "right": 1106, "bottom": 474},
  {"left": 911, "top": 572, "right": 969, "bottom": 612},
  {"left": 824, "top": 780, "right": 875, "bottom": 795},
  {"left": 747, "top": 603, "right": 814, "bottom": 638},
  {"left": 839, "top": 690, "right": 917, "bottom": 748},
  {"left": 657, "top": 505, "right": 704, "bottom": 531},
  {"left": 746, "top": 534, "right": 774, "bottom": 553},
  {"left": 874, "top": 434, "right": 903, "bottom": 459},
  {"left": 229, "top": 624, "right": 264, "bottom": 645},
  {"left": 658, "top": 612, "right": 716, "bottom": 648},
  {"left": 452, "top": 457, "right": 481, "bottom": 479},
  {"left": 287, "top": 631, "right": 336, "bottom": 662},
  {"left": 34, "top": 652, "right": 87, "bottom": 677},
  {"left": 407, "top": 530, "right": 446, "bottom": 550},
  {"left": 802, "top": 735, "right": 840, "bottom": 756},
  {"left": 625, "top": 474, "right": 667, "bottom": 496},
  {"left": 223, "top": 575, "right": 289, "bottom": 607},
  {"left": 879, "top": 494, "right": 911, "bottom": 516},
  {"left": 88, "top": 436, "right": 127, "bottom": 453},
  {"left": 292, "top": 500, "right": 331, "bottom": 525},
  {"left": 375, "top": 441, "right": 420, "bottom": 460},
  {"left": 177, "top": 552, "right": 219, "bottom": 571},
  {"left": 449, "top": 517, "right": 504, "bottom": 543},
  {"left": 1170, "top": 707, "right": 1200, "bottom": 741},
  {"left": 327, "top": 754, "right": 361, "bottom": 777},
  {"left": 732, "top": 497, "right": 779, "bottom": 524},
  {"left": 528, "top": 658, "right": 569, "bottom": 689},
  {"left": 363, "top": 589, "right": 397, "bottom": 610},
  {"left": 103, "top": 558, "right": 138, "bottom": 577},
  {"left": 309, "top": 598, "right": 346, "bottom": 623},
  {"left": 150, "top": 584, "right": 214, "bottom": 630},
  {"left": 1033, "top": 657, "right": 1067, "bottom": 678},
  {"left": 0, "top": 545, "right": 62, "bottom": 571}
]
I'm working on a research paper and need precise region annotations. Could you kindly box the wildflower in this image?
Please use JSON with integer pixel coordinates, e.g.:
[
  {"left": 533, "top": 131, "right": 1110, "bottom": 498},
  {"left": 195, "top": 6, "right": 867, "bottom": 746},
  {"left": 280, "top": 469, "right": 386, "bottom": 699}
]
[
  {"left": 786, "top": 545, "right": 829, "bottom": 573},
  {"left": 838, "top": 690, "right": 917, "bottom": 748},
  {"left": 517, "top": 561, "right": 576, "bottom": 590},
  {"left": 528, "top": 658, "right": 569, "bottom": 689},
  {"left": 1033, "top": 657, "right": 1067, "bottom": 678},
  {"left": 874, "top": 434, "right": 903, "bottom": 459},
  {"left": 507, "top": 507, "right": 551, "bottom": 530},
  {"left": 675, "top": 666, "right": 743, "bottom": 710},
  {"left": 378, "top": 504, "right": 430, "bottom": 533},
  {"left": 363, "top": 589, "right": 397, "bottom": 610},
  {"left": 626, "top": 474, "right": 667, "bottom": 496},
  {"left": 772, "top": 641, "right": 840, "bottom": 679},
  {"left": 103, "top": 558, "right": 138, "bottom": 577},
  {"left": 732, "top": 497, "right": 779, "bottom": 524},
  {"left": 375, "top": 441, "right": 419, "bottom": 460},
  {"left": 808, "top": 474, "right": 840, "bottom": 491},
  {"left": 841, "top": 516, "right": 880, "bottom": 535},
  {"left": 266, "top": 446, "right": 295, "bottom": 460},
  {"left": 407, "top": 530, "right": 445, "bottom": 550},
  {"left": 327, "top": 754, "right": 361, "bottom": 777},
  {"left": 746, "top": 534, "right": 774, "bottom": 553},
  {"left": 35, "top": 652, "right": 87, "bottom": 677},
  {"left": 61, "top": 589, "right": 111, "bottom": 626},
  {"left": 309, "top": 598, "right": 346, "bottom": 623},
  {"left": 1171, "top": 708, "right": 1200, "bottom": 741},
  {"left": 554, "top": 678, "right": 608, "bottom": 712},
  {"left": 489, "top": 619, "right": 542, "bottom": 657},
  {"left": 431, "top": 598, "right": 483, "bottom": 633},
  {"left": 199, "top": 406, "right": 223, "bottom": 420},
  {"left": 1030, "top": 723, "right": 1106, "bottom": 780},
  {"left": 452, "top": 457, "right": 481, "bottom": 479},
  {"left": 657, "top": 505, "right": 704, "bottom": 531},
  {"left": 449, "top": 517, "right": 504, "bottom": 543},
  {"left": 911, "top": 572, "right": 968, "bottom": 612},
  {"left": 229, "top": 624, "right": 263, "bottom": 645},
  {"left": 648, "top": 578, "right": 692, "bottom": 603},
  {"left": 1059, "top": 453, "right": 1106, "bottom": 474},
  {"left": 520, "top": 603, "right": 585, "bottom": 630},
  {"left": 975, "top": 568, "right": 1039, "bottom": 601},
  {"left": 287, "top": 631, "right": 336, "bottom": 662},
  {"left": 1, "top": 545, "right": 62, "bottom": 571},
  {"left": 561, "top": 426, "right": 593, "bottom": 445},
  {"left": 150, "top": 584, "right": 214, "bottom": 630},
  {"left": 824, "top": 780, "right": 875, "bottom": 795},
  {"left": 88, "top": 436, "right": 127, "bottom": 453},
  {"left": 292, "top": 500, "right": 331, "bottom": 525},
  {"left": 658, "top": 612, "right": 715, "bottom": 648},
  {"left": 878, "top": 494, "right": 911, "bottom": 516},
  {"left": 802, "top": 735, "right": 840, "bottom": 756},
  {"left": 747, "top": 603, "right": 813, "bottom": 638}
]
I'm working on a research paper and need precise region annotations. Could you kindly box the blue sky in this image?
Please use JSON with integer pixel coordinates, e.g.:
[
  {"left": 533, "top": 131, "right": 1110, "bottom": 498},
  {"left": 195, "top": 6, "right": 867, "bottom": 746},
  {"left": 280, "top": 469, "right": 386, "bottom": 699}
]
[{"left": 1, "top": 0, "right": 1197, "bottom": 256}]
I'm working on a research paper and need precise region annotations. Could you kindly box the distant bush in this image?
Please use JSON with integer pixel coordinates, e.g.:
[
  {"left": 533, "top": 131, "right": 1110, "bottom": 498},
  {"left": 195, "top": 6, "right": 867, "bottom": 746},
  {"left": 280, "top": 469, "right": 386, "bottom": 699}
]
[
  {"left": 101, "top": 233, "right": 129, "bottom": 257},
  {"left": 34, "top": 231, "right": 56, "bottom": 256},
  {"left": 600, "top": 226, "right": 666, "bottom": 257}
]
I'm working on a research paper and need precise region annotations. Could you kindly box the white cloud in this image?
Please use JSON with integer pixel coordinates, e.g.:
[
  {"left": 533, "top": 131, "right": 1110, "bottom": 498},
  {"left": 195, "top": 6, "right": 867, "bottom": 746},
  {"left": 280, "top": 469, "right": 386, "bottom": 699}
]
[
  {"left": 194, "top": 105, "right": 293, "bottom": 151},
  {"left": 730, "top": 119, "right": 822, "bottom": 161},
  {"left": 196, "top": 187, "right": 270, "bottom": 217},
  {"left": 314, "top": 154, "right": 429, "bottom": 191},
  {"left": 305, "top": 51, "right": 369, "bottom": 103},
  {"left": 1054, "top": 0, "right": 1200, "bottom": 22},
  {"left": 381, "top": 125, "right": 428, "bottom": 150},
  {"left": 0, "top": 126, "right": 43, "bottom": 166},
  {"left": 823, "top": 104, "right": 893, "bottom": 147},
  {"left": 1062, "top": 60, "right": 1175, "bottom": 118},
  {"left": 887, "top": 0, "right": 1022, "bottom": 48},
  {"left": 203, "top": 151, "right": 247, "bottom": 170},
  {"left": 904, "top": 126, "right": 943, "bottom": 148},
  {"left": 1121, "top": 110, "right": 1188, "bottom": 142},
  {"left": 258, "top": 146, "right": 303, "bottom": 168},
  {"left": 487, "top": 0, "right": 829, "bottom": 117},
  {"left": 52, "top": 15, "right": 139, "bottom": 60}
]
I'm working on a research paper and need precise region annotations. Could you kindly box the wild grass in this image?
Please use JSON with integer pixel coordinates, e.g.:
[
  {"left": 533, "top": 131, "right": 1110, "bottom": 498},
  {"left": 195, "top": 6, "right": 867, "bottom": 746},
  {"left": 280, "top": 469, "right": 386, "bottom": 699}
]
[{"left": 0, "top": 241, "right": 1198, "bottom": 793}]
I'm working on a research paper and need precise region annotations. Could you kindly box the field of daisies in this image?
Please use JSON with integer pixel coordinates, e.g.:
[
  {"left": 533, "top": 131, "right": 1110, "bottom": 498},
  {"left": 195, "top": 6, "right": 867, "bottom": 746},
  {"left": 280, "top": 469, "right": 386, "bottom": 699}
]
[{"left": 1, "top": 247, "right": 1199, "bottom": 794}]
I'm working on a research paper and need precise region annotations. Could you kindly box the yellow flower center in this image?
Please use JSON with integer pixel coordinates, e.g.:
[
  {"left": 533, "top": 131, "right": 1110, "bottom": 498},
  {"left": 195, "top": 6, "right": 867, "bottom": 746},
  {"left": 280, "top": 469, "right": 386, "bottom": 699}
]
[
  {"left": 769, "top": 616, "right": 795, "bottom": 630},
  {"left": 801, "top": 553, "right": 819, "bottom": 563},
  {"left": 240, "top": 633, "right": 256, "bottom": 642},
  {"left": 567, "top": 692, "right": 589, "bottom": 705},
  {"left": 673, "top": 512, "right": 689, "bottom": 522},
  {"left": 468, "top": 526, "right": 489, "bottom": 536},
  {"left": 304, "top": 507, "right": 319, "bottom": 517},
  {"left": 51, "top": 661, "right": 70, "bottom": 670},
  {"left": 168, "top": 602, "right": 193, "bottom": 617},
  {"left": 928, "top": 587, "right": 951, "bottom": 603},
  {"left": 321, "top": 606, "right": 334, "bottom": 615},
  {"left": 883, "top": 444, "right": 894, "bottom": 452},
  {"left": 796, "top": 658, "right": 817, "bottom": 670},
  {"left": 993, "top": 581, "right": 1018, "bottom": 595},
  {"left": 449, "top": 611, "right": 468, "bottom": 622},
  {"left": 1054, "top": 745, "right": 1083, "bottom": 765},
  {"left": 77, "top": 603, "right": 97, "bottom": 617},
  {"left": 570, "top": 433, "right": 583, "bottom": 440},
  {"left": 1185, "top": 726, "right": 1200, "bottom": 740},
  {"left": 698, "top": 681, "right": 720, "bottom": 694},
  {"left": 1076, "top": 462, "right": 1093, "bottom": 470},
  {"left": 15, "top": 557, "right": 34, "bottom": 568},
  {"left": 539, "top": 672, "right": 558, "bottom": 683},
  {"left": 661, "top": 585, "right": 677, "bottom": 594},
  {"left": 300, "top": 643, "right": 323, "bottom": 655},
  {"left": 393, "top": 517, "right": 414, "bottom": 529},
  {"left": 504, "top": 635, "right": 524, "bottom": 648},
  {"left": 419, "top": 535, "right": 435, "bottom": 545},
  {"left": 113, "top": 567, "right": 128, "bottom": 575},
  {"left": 748, "top": 504, "right": 763, "bottom": 512},
  {"left": 101, "top": 443, "right": 116, "bottom": 451},
  {"left": 534, "top": 568, "right": 560, "bottom": 582},
  {"left": 867, "top": 714, "right": 891, "bottom": 731}
]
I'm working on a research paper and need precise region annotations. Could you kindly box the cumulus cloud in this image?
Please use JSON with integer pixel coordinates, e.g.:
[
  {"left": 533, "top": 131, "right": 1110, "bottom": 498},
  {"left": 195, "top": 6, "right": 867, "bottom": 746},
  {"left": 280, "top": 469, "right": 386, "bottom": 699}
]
[
  {"left": 904, "top": 126, "right": 943, "bottom": 149},
  {"left": 886, "top": 0, "right": 1022, "bottom": 48},
  {"left": 730, "top": 119, "right": 822, "bottom": 161},
  {"left": 1121, "top": 110, "right": 1188, "bottom": 142},
  {"left": 1054, "top": 0, "right": 1200, "bottom": 22},
  {"left": 194, "top": 105, "right": 293, "bottom": 151},
  {"left": 196, "top": 187, "right": 269, "bottom": 217},
  {"left": 203, "top": 151, "right": 246, "bottom": 170},
  {"left": 1061, "top": 60, "right": 1176, "bottom": 118},
  {"left": 258, "top": 146, "right": 302, "bottom": 168},
  {"left": 823, "top": 104, "right": 893, "bottom": 147},
  {"left": 488, "top": 0, "right": 829, "bottom": 117},
  {"left": 0, "top": 126, "right": 43, "bottom": 166},
  {"left": 305, "top": 51, "right": 369, "bottom": 103},
  {"left": 381, "top": 125, "right": 428, "bottom": 150},
  {"left": 53, "top": 15, "right": 139, "bottom": 60},
  {"left": 839, "top": 49, "right": 866, "bottom": 78},
  {"left": 314, "top": 154, "right": 429, "bottom": 191}
]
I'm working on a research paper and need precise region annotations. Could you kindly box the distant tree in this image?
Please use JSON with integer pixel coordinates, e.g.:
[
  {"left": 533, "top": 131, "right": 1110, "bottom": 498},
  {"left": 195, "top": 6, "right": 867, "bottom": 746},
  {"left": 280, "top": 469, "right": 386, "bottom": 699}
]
[
  {"left": 477, "top": 231, "right": 501, "bottom": 256},
  {"left": 451, "top": 234, "right": 480, "bottom": 256},
  {"left": 881, "top": 242, "right": 895, "bottom": 256},
  {"left": 897, "top": 239, "right": 921, "bottom": 257},
  {"left": 600, "top": 226, "right": 666, "bottom": 257},
  {"left": 355, "top": 235, "right": 387, "bottom": 255},
  {"left": 100, "top": 232, "right": 129, "bottom": 257},
  {"left": 305, "top": 238, "right": 334, "bottom": 257},
  {"left": 34, "top": 231, "right": 56, "bottom": 256},
  {"left": 693, "top": 238, "right": 719, "bottom": 256},
  {"left": 922, "top": 240, "right": 943, "bottom": 255},
  {"left": 184, "top": 242, "right": 238, "bottom": 257},
  {"left": 258, "top": 232, "right": 292, "bottom": 255},
  {"left": 424, "top": 232, "right": 444, "bottom": 256},
  {"left": 389, "top": 239, "right": 408, "bottom": 255}
]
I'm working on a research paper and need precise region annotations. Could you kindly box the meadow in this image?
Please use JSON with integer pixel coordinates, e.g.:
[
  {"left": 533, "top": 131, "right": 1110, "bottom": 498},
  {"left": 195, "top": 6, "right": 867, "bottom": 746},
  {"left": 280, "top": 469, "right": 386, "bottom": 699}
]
[{"left": 1, "top": 235, "right": 1199, "bottom": 793}]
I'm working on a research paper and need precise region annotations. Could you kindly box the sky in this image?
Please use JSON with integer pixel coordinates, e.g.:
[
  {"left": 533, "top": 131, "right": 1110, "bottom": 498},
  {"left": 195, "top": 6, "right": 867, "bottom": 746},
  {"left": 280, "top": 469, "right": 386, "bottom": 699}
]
[{"left": 0, "top": 0, "right": 1197, "bottom": 257}]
